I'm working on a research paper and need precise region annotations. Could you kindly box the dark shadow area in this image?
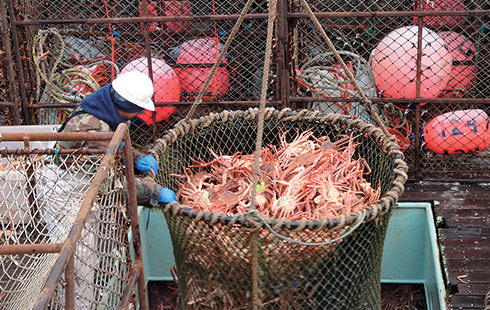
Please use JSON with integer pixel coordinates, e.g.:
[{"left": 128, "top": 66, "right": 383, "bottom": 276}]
[{"left": 148, "top": 281, "right": 427, "bottom": 309}]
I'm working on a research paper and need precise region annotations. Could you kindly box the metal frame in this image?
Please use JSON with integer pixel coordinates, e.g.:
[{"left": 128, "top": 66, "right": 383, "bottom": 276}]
[
  {"left": 0, "top": 123, "right": 147, "bottom": 310},
  {"left": 0, "top": 0, "right": 489, "bottom": 177}
]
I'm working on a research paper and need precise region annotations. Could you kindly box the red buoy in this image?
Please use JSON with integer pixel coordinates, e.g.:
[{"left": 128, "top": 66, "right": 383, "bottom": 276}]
[
  {"left": 424, "top": 109, "right": 490, "bottom": 154},
  {"left": 174, "top": 38, "right": 230, "bottom": 101}
]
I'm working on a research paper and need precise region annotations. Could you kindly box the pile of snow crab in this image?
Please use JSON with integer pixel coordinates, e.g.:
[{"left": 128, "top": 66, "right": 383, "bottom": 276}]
[{"left": 173, "top": 130, "right": 381, "bottom": 221}]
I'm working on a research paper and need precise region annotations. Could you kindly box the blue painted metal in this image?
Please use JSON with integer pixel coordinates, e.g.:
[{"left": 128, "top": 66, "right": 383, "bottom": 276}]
[
  {"left": 381, "top": 203, "right": 447, "bottom": 310},
  {"left": 138, "top": 206, "right": 175, "bottom": 282}
]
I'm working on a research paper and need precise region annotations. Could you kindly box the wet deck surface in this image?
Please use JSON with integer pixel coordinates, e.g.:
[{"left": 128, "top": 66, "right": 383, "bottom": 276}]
[
  {"left": 148, "top": 181, "right": 490, "bottom": 309},
  {"left": 401, "top": 181, "right": 490, "bottom": 310}
]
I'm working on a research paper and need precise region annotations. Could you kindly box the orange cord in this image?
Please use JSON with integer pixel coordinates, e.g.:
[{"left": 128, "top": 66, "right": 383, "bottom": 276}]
[
  {"left": 103, "top": 0, "right": 115, "bottom": 79},
  {"left": 212, "top": 0, "right": 218, "bottom": 39}
]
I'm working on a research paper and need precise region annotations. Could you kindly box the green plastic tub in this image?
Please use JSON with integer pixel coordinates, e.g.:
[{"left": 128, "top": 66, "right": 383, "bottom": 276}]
[{"left": 381, "top": 202, "right": 447, "bottom": 310}]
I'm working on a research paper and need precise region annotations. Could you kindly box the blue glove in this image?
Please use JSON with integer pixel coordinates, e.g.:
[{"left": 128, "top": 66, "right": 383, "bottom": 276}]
[
  {"left": 159, "top": 187, "right": 177, "bottom": 204},
  {"left": 135, "top": 155, "right": 159, "bottom": 174}
]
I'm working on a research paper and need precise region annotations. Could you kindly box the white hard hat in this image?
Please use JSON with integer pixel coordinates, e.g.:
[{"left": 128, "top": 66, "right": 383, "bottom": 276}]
[{"left": 112, "top": 71, "right": 155, "bottom": 111}]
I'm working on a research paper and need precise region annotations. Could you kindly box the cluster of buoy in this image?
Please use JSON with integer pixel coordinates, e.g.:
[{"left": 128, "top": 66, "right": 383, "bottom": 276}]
[
  {"left": 121, "top": 38, "right": 230, "bottom": 125},
  {"left": 371, "top": 25, "right": 476, "bottom": 100},
  {"left": 369, "top": 0, "right": 487, "bottom": 154}
]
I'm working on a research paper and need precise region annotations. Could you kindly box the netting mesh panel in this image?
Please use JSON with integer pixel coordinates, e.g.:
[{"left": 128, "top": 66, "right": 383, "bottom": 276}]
[
  {"left": 291, "top": 7, "right": 490, "bottom": 178},
  {"left": 0, "top": 152, "right": 132, "bottom": 309},
  {"left": 155, "top": 109, "right": 398, "bottom": 309},
  {"left": 23, "top": 1, "right": 273, "bottom": 132},
  {"left": 166, "top": 211, "right": 390, "bottom": 309}
]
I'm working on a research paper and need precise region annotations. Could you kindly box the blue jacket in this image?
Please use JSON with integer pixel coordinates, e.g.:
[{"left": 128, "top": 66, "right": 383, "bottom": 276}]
[{"left": 81, "top": 84, "right": 125, "bottom": 130}]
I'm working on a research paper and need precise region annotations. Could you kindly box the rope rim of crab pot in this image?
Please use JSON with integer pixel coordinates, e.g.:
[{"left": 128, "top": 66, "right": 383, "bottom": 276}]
[{"left": 154, "top": 107, "right": 408, "bottom": 231}]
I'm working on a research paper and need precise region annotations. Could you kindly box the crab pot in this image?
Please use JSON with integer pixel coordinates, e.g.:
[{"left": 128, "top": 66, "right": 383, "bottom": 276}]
[{"left": 153, "top": 108, "right": 407, "bottom": 309}]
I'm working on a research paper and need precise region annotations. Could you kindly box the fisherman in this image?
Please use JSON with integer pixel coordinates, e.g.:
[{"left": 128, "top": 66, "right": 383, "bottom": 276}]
[{"left": 57, "top": 70, "right": 176, "bottom": 206}]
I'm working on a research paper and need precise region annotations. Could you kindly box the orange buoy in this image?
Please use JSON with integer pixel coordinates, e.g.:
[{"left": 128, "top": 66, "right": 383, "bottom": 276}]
[
  {"left": 424, "top": 109, "right": 490, "bottom": 154},
  {"left": 174, "top": 38, "right": 230, "bottom": 101},
  {"left": 120, "top": 57, "right": 180, "bottom": 124},
  {"left": 371, "top": 26, "right": 452, "bottom": 99},
  {"left": 438, "top": 31, "right": 476, "bottom": 91}
]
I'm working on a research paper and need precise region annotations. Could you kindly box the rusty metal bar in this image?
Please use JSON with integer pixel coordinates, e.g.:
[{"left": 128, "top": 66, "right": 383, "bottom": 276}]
[
  {"left": 30, "top": 100, "right": 283, "bottom": 108},
  {"left": 289, "top": 97, "right": 490, "bottom": 104},
  {"left": 0, "top": 101, "right": 14, "bottom": 106},
  {"left": 0, "top": 1, "right": 21, "bottom": 125},
  {"left": 414, "top": 18, "right": 424, "bottom": 180},
  {"left": 65, "top": 254, "right": 75, "bottom": 310},
  {"left": 118, "top": 263, "right": 142, "bottom": 310},
  {"left": 6, "top": 0, "right": 29, "bottom": 124},
  {"left": 287, "top": 9, "right": 490, "bottom": 18},
  {"left": 13, "top": 14, "right": 270, "bottom": 26},
  {"left": 122, "top": 131, "right": 148, "bottom": 310},
  {"left": 0, "top": 131, "right": 113, "bottom": 141},
  {"left": 31, "top": 123, "right": 128, "bottom": 310},
  {"left": 276, "top": 0, "right": 289, "bottom": 110},
  {"left": 11, "top": 10, "right": 490, "bottom": 26},
  {"left": 0, "top": 149, "right": 106, "bottom": 155},
  {"left": 140, "top": 0, "right": 158, "bottom": 144},
  {"left": 0, "top": 243, "right": 63, "bottom": 255}
]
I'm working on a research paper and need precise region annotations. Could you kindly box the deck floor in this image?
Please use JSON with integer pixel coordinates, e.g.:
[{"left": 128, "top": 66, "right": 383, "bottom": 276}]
[
  {"left": 401, "top": 181, "right": 490, "bottom": 310},
  {"left": 147, "top": 181, "right": 490, "bottom": 310}
]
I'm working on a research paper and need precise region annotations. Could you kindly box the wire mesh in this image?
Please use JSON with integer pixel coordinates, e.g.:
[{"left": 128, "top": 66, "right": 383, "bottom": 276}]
[
  {"left": 0, "top": 150, "right": 133, "bottom": 309},
  {"left": 5, "top": 1, "right": 490, "bottom": 178},
  {"left": 154, "top": 108, "right": 406, "bottom": 309},
  {"left": 289, "top": 2, "right": 490, "bottom": 179}
]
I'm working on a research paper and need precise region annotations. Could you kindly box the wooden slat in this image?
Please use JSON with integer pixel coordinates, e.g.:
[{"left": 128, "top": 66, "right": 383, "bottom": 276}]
[
  {"left": 446, "top": 258, "right": 490, "bottom": 271},
  {"left": 444, "top": 248, "right": 490, "bottom": 260},
  {"left": 448, "top": 271, "right": 490, "bottom": 284},
  {"left": 441, "top": 228, "right": 490, "bottom": 238},
  {"left": 448, "top": 295, "right": 486, "bottom": 309},
  {"left": 456, "top": 283, "right": 490, "bottom": 295},
  {"left": 440, "top": 238, "right": 490, "bottom": 248},
  {"left": 404, "top": 181, "right": 490, "bottom": 310}
]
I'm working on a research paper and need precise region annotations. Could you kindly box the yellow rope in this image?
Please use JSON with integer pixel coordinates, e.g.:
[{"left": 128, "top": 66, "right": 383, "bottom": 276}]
[{"left": 33, "top": 28, "right": 119, "bottom": 104}]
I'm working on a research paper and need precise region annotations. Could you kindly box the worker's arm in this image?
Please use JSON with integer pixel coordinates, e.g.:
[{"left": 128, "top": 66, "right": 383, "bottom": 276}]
[
  {"left": 57, "top": 114, "right": 113, "bottom": 150},
  {"left": 132, "top": 176, "right": 176, "bottom": 207}
]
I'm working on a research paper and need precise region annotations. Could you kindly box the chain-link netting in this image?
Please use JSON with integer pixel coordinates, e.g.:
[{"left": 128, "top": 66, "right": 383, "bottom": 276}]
[
  {"left": 152, "top": 108, "right": 407, "bottom": 309},
  {"left": 6, "top": 1, "right": 490, "bottom": 178},
  {"left": 289, "top": 1, "right": 490, "bottom": 179},
  {"left": 16, "top": 0, "right": 273, "bottom": 136},
  {"left": 0, "top": 151, "right": 133, "bottom": 309}
]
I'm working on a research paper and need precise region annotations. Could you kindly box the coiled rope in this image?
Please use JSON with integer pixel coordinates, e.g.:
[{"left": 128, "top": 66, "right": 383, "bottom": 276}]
[{"left": 33, "top": 28, "right": 119, "bottom": 104}]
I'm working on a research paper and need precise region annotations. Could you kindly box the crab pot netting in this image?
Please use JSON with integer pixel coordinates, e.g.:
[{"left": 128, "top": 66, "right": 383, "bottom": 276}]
[
  {"left": 153, "top": 108, "right": 407, "bottom": 309},
  {"left": 0, "top": 152, "right": 133, "bottom": 310}
]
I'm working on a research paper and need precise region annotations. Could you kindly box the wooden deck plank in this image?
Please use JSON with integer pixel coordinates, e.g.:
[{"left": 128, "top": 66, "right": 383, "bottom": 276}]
[{"left": 404, "top": 181, "right": 490, "bottom": 310}]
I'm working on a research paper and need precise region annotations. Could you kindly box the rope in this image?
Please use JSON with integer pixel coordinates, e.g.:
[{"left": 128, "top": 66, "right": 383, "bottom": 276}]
[
  {"left": 183, "top": 0, "right": 255, "bottom": 121},
  {"left": 485, "top": 289, "right": 490, "bottom": 310},
  {"left": 248, "top": 0, "right": 277, "bottom": 213},
  {"left": 295, "top": 50, "right": 377, "bottom": 116},
  {"left": 295, "top": 0, "right": 395, "bottom": 141},
  {"left": 245, "top": 209, "right": 366, "bottom": 246},
  {"left": 33, "top": 28, "right": 119, "bottom": 104},
  {"left": 247, "top": 0, "right": 278, "bottom": 307}
]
